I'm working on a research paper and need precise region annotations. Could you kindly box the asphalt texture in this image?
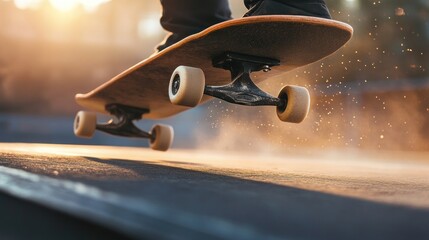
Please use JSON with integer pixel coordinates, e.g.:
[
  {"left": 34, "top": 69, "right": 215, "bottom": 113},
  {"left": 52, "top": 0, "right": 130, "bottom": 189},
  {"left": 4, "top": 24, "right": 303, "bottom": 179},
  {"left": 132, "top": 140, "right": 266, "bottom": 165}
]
[{"left": 0, "top": 143, "right": 428, "bottom": 240}]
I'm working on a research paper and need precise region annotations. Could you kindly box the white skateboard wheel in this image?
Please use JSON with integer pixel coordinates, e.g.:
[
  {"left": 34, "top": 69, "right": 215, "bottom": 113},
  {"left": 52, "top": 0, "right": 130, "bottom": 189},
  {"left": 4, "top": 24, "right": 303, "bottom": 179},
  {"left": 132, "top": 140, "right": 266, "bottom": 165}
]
[
  {"left": 169, "top": 66, "right": 205, "bottom": 107},
  {"left": 277, "top": 85, "right": 310, "bottom": 123},
  {"left": 149, "top": 124, "right": 174, "bottom": 151},
  {"left": 74, "top": 111, "right": 97, "bottom": 138}
]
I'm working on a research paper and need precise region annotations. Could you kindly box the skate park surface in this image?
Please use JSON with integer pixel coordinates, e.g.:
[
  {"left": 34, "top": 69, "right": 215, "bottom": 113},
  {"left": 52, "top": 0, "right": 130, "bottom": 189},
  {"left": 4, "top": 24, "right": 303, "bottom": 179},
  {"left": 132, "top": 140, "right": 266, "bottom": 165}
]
[{"left": 0, "top": 143, "right": 428, "bottom": 239}]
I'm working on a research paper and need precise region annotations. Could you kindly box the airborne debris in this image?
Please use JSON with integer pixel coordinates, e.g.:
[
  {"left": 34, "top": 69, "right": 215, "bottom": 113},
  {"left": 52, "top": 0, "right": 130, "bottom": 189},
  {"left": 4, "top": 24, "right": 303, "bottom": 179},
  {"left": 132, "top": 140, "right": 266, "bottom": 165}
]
[{"left": 395, "top": 7, "right": 406, "bottom": 16}]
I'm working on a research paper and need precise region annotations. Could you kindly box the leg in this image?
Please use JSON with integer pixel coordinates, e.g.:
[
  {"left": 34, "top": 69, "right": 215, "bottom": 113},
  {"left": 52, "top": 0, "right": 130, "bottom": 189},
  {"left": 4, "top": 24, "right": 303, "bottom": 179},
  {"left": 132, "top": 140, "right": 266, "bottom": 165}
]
[{"left": 157, "top": 0, "right": 232, "bottom": 51}]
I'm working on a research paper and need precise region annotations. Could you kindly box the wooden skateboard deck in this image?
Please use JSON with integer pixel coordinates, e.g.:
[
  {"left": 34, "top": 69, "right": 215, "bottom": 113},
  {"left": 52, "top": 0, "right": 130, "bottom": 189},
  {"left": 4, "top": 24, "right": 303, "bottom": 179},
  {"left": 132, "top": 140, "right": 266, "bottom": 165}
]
[{"left": 76, "top": 16, "right": 353, "bottom": 119}]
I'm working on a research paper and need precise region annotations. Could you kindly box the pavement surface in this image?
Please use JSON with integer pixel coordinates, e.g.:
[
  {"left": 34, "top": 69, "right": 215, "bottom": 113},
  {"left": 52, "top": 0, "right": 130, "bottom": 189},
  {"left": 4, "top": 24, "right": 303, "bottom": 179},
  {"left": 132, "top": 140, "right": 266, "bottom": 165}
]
[{"left": 0, "top": 143, "right": 428, "bottom": 239}]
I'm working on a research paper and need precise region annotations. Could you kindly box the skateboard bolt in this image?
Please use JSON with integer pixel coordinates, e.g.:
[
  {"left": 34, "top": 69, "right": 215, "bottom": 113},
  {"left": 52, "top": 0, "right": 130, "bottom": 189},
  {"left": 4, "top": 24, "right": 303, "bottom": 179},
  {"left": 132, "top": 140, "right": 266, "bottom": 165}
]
[
  {"left": 172, "top": 75, "right": 180, "bottom": 95},
  {"left": 262, "top": 65, "right": 271, "bottom": 72}
]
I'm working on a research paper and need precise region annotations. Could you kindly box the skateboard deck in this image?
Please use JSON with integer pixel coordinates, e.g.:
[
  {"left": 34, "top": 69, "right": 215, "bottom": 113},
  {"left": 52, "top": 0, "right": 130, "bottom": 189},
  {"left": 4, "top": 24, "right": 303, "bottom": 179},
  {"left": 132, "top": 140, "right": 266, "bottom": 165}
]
[{"left": 76, "top": 16, "right": 353, "bottom": 119}]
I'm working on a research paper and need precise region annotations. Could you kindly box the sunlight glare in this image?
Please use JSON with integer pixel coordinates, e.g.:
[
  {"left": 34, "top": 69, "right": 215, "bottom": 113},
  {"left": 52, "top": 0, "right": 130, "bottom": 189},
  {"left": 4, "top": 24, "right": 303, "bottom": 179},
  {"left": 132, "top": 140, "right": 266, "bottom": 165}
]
[
  {"left": 344, "top": 0, "right": 359, "bottom": 9},
  {"left": 49, "top": 0, "right": 78, "bottom": 12},
  {"left": 48, "top": 0, "right": 110, "bottom": 12},
  {"left": 80, "top": 0, "right": 110, "bottom": 13},
  {"left": 138, "top": 17, "right": 161, "bottom": 37},
  {"left": 14, "top": 0, "right": 42, "bottom": 10}
]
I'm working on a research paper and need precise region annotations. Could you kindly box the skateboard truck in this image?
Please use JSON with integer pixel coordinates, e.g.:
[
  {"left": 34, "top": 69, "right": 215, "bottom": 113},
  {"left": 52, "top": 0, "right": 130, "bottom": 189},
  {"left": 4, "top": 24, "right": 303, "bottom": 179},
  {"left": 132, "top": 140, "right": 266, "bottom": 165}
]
[
  {"left": 74, "top": 104, "right": 174, "bottom": 151},
  {"left": 96, "top": 104, "right": 151, "bottom": 138},
  {"left": 169, "top": 52, "right": 310, "bottom": 124},
  {"left": 206, "top": 52, "right": 285, "bottom": 109}
]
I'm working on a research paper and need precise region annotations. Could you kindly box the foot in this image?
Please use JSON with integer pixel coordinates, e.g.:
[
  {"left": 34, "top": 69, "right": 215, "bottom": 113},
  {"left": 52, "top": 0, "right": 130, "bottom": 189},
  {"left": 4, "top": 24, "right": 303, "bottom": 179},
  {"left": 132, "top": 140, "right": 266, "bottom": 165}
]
[
  {"left": 156, "top": 33, "right": 190, "bottom": 52},
  {"left": 156, "top": 0, "right": 331, "bottom": 52},
  {"left": 244, "top": 0, "right": 331, "bottom": 19}
]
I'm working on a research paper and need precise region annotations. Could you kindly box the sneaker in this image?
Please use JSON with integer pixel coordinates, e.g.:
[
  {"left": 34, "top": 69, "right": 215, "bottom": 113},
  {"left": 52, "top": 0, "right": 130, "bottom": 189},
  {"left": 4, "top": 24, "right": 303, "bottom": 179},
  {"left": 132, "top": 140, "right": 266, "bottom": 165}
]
[
  {"left": 156, "top": 0, "right": 331, "bottom": 52},
  {"left": 156, "top": 33, "right": 190, "bottom": 52},
  {"left": 244, "top": 0, "right": 331, "bottom": 19}
]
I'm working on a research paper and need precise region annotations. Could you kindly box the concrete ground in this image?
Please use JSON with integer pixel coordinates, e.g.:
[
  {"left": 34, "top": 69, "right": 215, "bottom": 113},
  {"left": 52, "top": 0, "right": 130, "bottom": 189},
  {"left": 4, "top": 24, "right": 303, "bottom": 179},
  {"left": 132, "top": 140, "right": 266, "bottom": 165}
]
[{"left": 0, "top": 143, "right": 428, "bottom": 239}]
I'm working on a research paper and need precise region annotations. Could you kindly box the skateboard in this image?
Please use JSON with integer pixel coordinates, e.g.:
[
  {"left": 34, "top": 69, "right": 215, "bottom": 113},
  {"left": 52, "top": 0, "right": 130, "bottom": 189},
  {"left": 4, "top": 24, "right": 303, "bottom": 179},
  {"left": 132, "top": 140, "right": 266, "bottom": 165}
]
[{"left": 74, "top": 16, "right": 353, "bottom": 151}]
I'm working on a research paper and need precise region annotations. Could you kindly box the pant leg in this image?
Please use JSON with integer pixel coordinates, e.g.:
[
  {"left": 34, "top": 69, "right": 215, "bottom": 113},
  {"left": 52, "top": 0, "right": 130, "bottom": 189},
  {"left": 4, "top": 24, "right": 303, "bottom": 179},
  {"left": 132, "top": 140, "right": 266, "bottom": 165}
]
[{"left": 159, "top": 0, "right": 232, "bottom": 35}]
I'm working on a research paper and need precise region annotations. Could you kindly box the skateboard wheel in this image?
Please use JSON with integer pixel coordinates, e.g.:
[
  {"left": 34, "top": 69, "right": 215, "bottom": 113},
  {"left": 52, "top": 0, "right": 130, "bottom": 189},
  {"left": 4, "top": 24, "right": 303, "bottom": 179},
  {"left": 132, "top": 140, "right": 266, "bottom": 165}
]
[
  {"left": 169, "top": 66, "right": 205, "bottom": 107},
  {"left": 149, "top": 124, "right": 174, "bottom": 151},
  {"left": 74, "top": 111, "right": 97, "bottom": 138},
  {"left": 277, "top": 85, "right": 310, "bottom": 123}
]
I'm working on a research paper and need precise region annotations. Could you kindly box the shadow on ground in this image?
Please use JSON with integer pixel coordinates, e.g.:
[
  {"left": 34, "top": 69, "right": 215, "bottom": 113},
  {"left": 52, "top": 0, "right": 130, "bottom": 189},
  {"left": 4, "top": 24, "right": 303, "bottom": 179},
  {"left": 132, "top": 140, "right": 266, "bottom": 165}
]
[{"left": 80, "top": 157, "right": 429, "bottom": 240}]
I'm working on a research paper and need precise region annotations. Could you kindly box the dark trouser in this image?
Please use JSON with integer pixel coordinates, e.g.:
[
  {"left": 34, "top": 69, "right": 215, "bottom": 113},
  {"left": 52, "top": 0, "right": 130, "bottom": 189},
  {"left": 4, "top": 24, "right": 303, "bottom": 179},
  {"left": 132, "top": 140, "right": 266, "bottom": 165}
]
[{"left": 160, "top": 0, "right": 331, "bottom": 35}]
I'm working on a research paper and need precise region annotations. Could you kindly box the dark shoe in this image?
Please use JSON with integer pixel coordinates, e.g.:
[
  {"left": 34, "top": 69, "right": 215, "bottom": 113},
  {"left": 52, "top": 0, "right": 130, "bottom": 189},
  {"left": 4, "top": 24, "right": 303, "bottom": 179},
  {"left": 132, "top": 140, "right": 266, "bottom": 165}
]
[
  {"left": 244, "top": 0, "right": 331, "bottom": 19},
  {"left": 156, "top": 33, "right": 190, "bottom": 52},
  {"left": 156, "top": 0, "right": 331, "bottom": 52},
  {"left": 156, "top": 0, "right": 231, "bottom": 52}
]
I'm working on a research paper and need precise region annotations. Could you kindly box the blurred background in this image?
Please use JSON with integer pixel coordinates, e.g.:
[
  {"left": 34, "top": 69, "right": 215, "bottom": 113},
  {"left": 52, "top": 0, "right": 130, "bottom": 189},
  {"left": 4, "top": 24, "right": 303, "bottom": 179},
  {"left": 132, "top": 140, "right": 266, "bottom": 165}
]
[{"left": 0, "top": 0, "right": 428, "bottom": 152}]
